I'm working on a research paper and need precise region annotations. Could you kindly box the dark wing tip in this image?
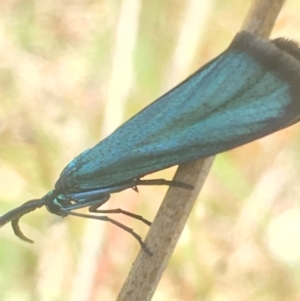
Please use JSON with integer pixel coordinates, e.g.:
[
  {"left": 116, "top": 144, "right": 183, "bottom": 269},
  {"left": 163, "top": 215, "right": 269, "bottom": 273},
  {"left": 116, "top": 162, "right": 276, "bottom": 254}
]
[
  {"left": 229, "top": 31, "right": 300, "bottom": 68},
  {"left": 229, "top": 31, "right": 300, "bottom": 67},
  {"left": 272, "top": 38, "right": 300, "bottom": 63},
  {"left": 229, "top": 31, "right": 300, "bottom": 127}
]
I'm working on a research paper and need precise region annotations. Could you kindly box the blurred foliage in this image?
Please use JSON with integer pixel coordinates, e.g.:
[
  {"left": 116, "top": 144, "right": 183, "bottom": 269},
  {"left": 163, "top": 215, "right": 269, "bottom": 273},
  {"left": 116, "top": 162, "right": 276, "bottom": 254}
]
[{"left": 1, "top": 0, "right": 300, "bottom": 300}]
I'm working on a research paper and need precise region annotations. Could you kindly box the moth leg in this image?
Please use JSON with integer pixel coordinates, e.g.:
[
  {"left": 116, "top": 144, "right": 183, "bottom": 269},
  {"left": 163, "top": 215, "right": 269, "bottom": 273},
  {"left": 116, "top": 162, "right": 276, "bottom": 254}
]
[
  {"left": 65, "top": 210, "right": 153, "bottom": 255},
  {"left": 135, "top": 178, "right": 194, "bottom": 189},
  {"left": 89, "top": 205, "right": 151, "bottom": 226}
]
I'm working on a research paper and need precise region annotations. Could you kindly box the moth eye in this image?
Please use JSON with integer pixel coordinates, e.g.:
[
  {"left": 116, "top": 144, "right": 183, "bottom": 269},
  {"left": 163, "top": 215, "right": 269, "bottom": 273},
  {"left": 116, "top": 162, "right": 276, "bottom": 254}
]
[{"left": 46, "top": 202, "right": 61, "bottom": 214}]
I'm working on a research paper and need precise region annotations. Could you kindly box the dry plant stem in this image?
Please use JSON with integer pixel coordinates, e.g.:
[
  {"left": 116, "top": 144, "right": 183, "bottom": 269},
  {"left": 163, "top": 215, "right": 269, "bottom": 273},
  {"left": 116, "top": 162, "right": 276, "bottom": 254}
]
[
  {"left": 242, "top": 0, "right": 286, "bottom": 37},
  {"left": 116, "top": 0, "right": 287, "bottom": 300},
  {"left": 117, "top": 159, "right": 213, "bottom": 301}
]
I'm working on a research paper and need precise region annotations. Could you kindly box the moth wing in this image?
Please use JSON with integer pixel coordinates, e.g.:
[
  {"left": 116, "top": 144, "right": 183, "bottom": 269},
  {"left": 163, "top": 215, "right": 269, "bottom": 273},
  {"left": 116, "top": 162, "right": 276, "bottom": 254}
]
[{"left": 56, "top": 31, "right": 300, "bottom": 191}]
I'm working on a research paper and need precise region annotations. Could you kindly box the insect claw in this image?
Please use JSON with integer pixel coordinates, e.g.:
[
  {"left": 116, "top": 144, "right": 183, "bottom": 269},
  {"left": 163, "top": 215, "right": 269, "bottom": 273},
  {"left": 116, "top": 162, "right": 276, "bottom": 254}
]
[{"left": 132, "top": 186, "right": 139, "bottom": 192}]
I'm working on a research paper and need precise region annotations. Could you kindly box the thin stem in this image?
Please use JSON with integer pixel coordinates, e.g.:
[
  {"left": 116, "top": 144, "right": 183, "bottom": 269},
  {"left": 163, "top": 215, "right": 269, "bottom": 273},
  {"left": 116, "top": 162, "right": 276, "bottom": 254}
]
[{"left": 116, "top": 0, "right": 287, "bottom": 300}]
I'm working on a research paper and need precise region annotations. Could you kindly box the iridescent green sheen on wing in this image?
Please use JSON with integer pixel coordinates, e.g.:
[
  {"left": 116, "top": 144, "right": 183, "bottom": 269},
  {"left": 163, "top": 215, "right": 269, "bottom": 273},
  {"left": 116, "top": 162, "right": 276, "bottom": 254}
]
[{"left": 56, "top": 31, "right": 300, "bottom": 192}]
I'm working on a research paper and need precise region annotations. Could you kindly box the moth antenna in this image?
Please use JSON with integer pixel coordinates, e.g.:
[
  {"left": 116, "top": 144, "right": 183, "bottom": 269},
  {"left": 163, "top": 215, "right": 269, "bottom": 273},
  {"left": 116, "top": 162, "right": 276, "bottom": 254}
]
[
  {"left": 0, "top": 199, "right": 45, "bottom": 242},
  {"left": 12, "top": 218, "right": 34, "bottom": 243}
]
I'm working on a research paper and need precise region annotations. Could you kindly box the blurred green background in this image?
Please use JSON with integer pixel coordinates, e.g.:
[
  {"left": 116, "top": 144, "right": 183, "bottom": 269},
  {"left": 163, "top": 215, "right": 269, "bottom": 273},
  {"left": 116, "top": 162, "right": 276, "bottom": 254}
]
[{"left": 1, "top": 0, "right": 300, "bottom": 300}]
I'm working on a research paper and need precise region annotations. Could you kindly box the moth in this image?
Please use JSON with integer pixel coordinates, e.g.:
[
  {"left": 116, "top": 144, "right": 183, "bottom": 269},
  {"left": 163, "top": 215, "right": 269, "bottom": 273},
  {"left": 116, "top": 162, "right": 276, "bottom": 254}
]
[{"left": 1, "top": 31, "right": 300, "bottom": 253}]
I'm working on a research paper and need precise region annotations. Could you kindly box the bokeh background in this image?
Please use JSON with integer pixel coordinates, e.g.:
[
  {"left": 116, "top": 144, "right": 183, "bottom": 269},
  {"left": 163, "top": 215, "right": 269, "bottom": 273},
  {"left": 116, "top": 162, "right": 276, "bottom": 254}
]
[{"left": 1, "top": 0, "right": 300, "bottom": 300}]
